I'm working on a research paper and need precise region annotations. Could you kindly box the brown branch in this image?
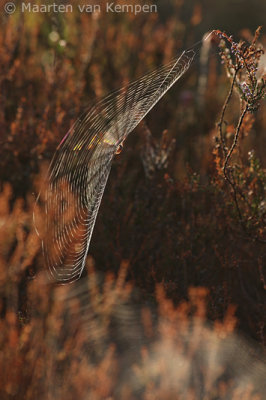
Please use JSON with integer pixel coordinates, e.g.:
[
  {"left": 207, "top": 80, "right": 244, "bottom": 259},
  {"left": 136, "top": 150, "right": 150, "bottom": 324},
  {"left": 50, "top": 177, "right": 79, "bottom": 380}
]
[
  {"left": 223, "top": 105, "right": 248, "bottom": 179},
  {"left": 218, "top": 68, "right": 239, "bottom": 157},
  {"left": 223, "top": 105, "right": 248, "bottom": 227}
]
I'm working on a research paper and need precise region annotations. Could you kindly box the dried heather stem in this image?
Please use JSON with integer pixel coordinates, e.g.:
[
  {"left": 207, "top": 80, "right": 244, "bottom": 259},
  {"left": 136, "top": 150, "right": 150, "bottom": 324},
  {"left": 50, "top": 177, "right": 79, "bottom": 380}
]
[{"left": 218, "top": 67, "right": 240, "bottom": 157}]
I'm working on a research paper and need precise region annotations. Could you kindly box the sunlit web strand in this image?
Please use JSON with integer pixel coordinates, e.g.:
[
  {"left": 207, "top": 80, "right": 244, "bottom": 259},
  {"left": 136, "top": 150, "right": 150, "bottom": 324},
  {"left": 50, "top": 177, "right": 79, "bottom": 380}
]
[{"left": 34, "top": 47, "right": 196, "bottom": 283}]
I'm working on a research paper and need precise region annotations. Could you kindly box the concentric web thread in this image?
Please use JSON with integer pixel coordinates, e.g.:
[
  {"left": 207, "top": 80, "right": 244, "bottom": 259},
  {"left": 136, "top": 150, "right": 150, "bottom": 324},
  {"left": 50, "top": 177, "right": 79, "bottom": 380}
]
[{"left": 34, "top": 48, "right": 195, "bottom": 283}]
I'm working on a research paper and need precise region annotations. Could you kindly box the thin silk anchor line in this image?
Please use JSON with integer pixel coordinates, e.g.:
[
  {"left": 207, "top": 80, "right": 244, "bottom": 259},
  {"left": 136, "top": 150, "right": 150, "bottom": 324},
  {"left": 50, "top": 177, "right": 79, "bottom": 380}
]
[{"left": 34, "top": 48, "right": 195, "bottom": 283}]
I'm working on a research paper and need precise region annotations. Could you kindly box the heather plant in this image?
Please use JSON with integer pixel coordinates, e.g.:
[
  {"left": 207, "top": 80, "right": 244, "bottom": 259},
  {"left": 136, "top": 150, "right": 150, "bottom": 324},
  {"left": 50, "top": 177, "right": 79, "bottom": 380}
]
[
  {"left": 0, "top": 229, "right": 265, "bottom": 400},
  {"left": 213, "top": 27, "right": 266, "bottom": 241}
]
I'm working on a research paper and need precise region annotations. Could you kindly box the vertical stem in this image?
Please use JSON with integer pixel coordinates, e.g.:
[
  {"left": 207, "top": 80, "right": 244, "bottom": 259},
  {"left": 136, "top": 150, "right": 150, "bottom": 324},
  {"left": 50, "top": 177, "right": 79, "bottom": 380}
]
[
  {"left": 223, "top": 105, "right": 248, "bottom": 227},
  {"left": 218, "top": 68, "right": 239, "bottom": 157},
  {"left": 223, "top": 105, "right": 248, "bottom": 180}
]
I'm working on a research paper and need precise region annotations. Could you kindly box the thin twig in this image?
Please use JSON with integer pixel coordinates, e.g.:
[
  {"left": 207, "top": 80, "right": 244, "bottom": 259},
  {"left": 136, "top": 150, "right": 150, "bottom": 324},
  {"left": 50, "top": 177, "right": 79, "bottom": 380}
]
[
  {"left": 218, "top": 68, "right": 240, "bottom": 157},
  {"left": 223, "top": 105, "right": 248, "bottom": 180},
  {"left": 223, "top": 105, "right": 248, "bottom": 227}
]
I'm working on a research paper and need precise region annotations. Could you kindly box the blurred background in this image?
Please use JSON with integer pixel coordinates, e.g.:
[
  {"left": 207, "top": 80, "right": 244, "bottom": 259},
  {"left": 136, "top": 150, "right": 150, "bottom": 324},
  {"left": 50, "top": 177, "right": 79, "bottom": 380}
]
[{"left": 0, "top": 1, "right": 265, "bottom": 399}]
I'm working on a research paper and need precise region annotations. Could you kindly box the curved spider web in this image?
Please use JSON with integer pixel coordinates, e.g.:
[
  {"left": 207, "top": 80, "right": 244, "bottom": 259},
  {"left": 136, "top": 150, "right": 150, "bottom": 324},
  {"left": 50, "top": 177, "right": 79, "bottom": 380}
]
[{"left": 34, "top": 49, "right": 195, "bottom": 283}]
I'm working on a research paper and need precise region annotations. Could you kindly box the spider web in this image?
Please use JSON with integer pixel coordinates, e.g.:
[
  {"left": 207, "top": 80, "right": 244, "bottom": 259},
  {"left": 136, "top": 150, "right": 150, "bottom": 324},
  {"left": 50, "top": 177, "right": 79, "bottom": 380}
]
[{"left": 34, "top": 48, "right": 195, "bottom": 283}]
